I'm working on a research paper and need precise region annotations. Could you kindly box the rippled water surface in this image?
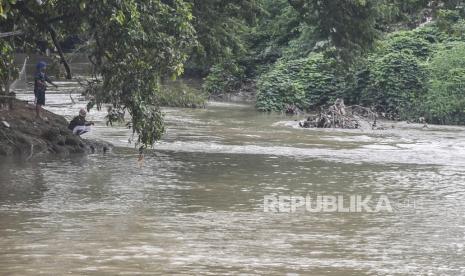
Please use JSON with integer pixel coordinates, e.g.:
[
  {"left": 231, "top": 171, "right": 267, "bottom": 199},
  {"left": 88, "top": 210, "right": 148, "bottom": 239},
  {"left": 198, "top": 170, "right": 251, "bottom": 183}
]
[{"left": 1, "top": 81, "right": 465, "bottom": 275}]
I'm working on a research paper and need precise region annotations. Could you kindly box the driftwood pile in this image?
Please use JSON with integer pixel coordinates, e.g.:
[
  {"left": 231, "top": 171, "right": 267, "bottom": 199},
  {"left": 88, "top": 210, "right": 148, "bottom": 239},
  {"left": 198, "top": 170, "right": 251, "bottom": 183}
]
[{"left": 299, "top": 99, "right": 381, "bottom": 130}]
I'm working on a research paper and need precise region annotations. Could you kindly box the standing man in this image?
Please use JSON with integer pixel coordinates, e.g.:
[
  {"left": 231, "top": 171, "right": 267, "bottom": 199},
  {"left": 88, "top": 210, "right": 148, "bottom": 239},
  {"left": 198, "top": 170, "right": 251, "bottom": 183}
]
[{"left": 34, "top": 61, "right": 58, "bottom": 119}]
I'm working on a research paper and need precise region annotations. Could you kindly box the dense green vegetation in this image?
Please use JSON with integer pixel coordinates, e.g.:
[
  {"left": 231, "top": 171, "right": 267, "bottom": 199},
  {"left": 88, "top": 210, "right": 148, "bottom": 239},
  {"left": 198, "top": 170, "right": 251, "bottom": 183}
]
[
  {"left": 201, "top": 0, "right": 465, "bottom": 125},
  {"left": 256, "top": 53, "right": 345, "bottom": 111},
  {"left": 424, "top": 42, "right": 465, "bottom": 123},
  {"left": 159, "top": 80, "right": 207, "bottom": 108},
  {"left": 2, "top": 0, "right": 465, "bottom": 148},
  {"left": 0, "top": 38, "right": 17, "bottom": 95}
]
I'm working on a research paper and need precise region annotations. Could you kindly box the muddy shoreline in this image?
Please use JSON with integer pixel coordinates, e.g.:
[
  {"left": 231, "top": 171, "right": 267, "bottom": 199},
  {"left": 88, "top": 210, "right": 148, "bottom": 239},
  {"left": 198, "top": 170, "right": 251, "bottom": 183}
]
[{"left": 0, "top": 100, "right": 112, "bottom": 157}]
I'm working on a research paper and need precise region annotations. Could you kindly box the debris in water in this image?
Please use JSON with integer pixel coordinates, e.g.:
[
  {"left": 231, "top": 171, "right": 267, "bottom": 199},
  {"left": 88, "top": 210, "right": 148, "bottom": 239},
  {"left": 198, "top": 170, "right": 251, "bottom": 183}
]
[{"left": 299, "top": 99, "right": 379, "bottom": 130}]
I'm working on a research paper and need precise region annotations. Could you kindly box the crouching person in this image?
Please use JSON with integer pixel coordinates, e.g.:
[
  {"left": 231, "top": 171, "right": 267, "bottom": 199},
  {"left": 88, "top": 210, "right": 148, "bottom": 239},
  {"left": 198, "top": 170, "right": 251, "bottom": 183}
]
[{"left": 69, "top": 108, "right": 94, "bottom": 135}]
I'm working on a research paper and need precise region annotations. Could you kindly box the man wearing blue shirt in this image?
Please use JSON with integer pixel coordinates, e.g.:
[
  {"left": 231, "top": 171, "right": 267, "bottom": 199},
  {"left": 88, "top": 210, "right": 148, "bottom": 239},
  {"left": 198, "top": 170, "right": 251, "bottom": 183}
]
[{"left": 34, "top": 61, "right": 58, "bottom": 119}]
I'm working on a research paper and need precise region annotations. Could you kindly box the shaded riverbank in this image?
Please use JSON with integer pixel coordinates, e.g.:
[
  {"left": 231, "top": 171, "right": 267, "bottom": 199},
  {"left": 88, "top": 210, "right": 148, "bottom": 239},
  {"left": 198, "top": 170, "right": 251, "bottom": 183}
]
[{"left": 0, "top": 100, "right": 111, "bottom": 157}]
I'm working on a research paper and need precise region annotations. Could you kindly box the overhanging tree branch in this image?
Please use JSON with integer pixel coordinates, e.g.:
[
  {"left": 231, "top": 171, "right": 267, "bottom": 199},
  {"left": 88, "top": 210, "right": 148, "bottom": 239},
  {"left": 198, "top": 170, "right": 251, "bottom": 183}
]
[
  {"left": 12, "top": 1, "right": 72, "bottom": 79},
  {"left": 48, "top": 26, "right": 72, "bottom": 79},
  {"left": 0, "top": 30, "right": 23, "bottom": 38}
]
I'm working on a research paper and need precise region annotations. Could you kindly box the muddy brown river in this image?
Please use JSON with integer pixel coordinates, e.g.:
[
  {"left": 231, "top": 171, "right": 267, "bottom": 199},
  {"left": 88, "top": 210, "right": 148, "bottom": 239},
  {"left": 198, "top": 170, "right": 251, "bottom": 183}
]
[{"left": 1, "top": 79, "right": 465, "bottom": 275}]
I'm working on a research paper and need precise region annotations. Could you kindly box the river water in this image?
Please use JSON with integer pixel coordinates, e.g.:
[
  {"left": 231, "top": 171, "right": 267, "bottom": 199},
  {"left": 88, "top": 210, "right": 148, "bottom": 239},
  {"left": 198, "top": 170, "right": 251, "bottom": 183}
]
[{"left": 1, "top": 79, "right": 465, "bottom": 275}]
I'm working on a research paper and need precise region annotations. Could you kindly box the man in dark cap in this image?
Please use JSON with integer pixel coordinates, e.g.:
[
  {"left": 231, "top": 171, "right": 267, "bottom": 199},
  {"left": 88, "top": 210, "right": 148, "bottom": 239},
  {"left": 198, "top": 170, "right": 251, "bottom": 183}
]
[{"left": 34, "top": 61, "right": 58, "bottom": 119}]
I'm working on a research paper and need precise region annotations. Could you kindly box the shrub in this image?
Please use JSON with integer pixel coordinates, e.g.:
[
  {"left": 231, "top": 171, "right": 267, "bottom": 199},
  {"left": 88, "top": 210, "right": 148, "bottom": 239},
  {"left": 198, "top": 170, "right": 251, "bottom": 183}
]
[
  {"left": 422, "top": 42, "right": 465, "bottom": 124},
  {"left": 437, "top": 9, "right": 462, "bottom": 33},
  {"left": 435, "top": 10, "right": 465, "bottom": 42},
  {"left": 158, "top": 80, "right": 207, "bottom": 108},
  {"left": 361, "top": 51, "right": 427, "bottom": 119},
  {"left": 413, "top": 24, "right": 448, "bottom": 44},
  {"left": 0, "top": 40, "right": 17, "bottom": 94},
  {"left": 256, "top": 60, "right": 306, "bottom": 111},
  {"left": 377, "top": 30, "right": 433, "bottom": 59},
  {"left": 202, "top": 60, "right": 245, "bottom": 95},
  {"left": 256, "top": 53, "right": 345, "bottom": 111}
]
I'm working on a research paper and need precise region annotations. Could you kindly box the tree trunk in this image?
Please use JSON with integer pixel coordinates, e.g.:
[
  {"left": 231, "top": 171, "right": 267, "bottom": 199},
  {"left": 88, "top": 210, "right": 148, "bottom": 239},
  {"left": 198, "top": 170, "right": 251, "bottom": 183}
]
[
  {"left": 48, "top": 26, "right": 72, "bottom": 79},
  {"left": 12, "top": 1, "right": 72, "bottom": 79},
  {"left": 0, "top": 30, "right": 23, "bottom": 38},
  {"left": 5, "top": 72, "right": 10, "bottom": 95}
]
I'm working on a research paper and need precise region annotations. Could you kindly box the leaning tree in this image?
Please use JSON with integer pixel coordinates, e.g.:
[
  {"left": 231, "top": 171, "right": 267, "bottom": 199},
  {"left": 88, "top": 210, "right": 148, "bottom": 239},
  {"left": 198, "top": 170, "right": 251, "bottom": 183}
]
[{"left": 0, "top": 0, "right": 196, "bottom": 147}]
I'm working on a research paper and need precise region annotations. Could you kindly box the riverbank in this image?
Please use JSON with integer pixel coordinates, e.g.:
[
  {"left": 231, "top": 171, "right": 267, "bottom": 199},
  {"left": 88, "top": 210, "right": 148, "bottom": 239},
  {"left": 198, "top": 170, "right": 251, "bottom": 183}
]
[
  {"left": 208, "top": 79, "right": 257, "bottom": 103},
  {"left": 0, "top": 100, "right": 111, "bottom": 157}
]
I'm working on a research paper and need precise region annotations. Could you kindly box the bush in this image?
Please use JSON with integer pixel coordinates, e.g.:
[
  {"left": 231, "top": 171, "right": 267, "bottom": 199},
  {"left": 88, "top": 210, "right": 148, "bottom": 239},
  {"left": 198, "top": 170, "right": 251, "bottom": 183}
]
[
  {"left": 377, "top": 30, "right": 433, "bottom": 59},
  {"left": 435, "top": 10, "right": 465, "bottom": 42},
  {"left": 256, "top": 60, "right": 306, "bottom": 111},
  {"left": 202, "top": 60, "right": 245, "bottom": 95},
  {"left": 158, "top": 80, "right": 207, "bottom": 108},
  {"left": 254, "top": 23, "right": 465, "bottom": 124},
  {"left": 0, "top": 40, "right": 17, "bottom": 94},
  {"left": 422, "top": 42, "right": 465, "bottom": 124},
  {"left": 414, "top": 24, "right": 447, "bottom": 41},
  {"left": 361, "top": 51, "right": 427, "bottom": 119},
  {"left": 256, "top": 53, "right": 345, "bottom": 111}
]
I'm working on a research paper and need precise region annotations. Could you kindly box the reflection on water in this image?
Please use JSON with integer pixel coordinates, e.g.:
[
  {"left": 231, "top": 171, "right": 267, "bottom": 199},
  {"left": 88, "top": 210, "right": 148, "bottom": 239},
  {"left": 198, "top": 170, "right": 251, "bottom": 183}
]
[{"left": 1, "top": 80, "right": 465, "bottom": 274}]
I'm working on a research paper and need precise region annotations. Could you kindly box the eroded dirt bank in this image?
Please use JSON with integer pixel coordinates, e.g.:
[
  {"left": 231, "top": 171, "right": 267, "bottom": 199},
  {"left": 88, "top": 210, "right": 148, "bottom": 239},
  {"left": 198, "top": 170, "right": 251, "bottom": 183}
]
[{"left": 0, "top": 101, "right": 111, "bottom": 157}]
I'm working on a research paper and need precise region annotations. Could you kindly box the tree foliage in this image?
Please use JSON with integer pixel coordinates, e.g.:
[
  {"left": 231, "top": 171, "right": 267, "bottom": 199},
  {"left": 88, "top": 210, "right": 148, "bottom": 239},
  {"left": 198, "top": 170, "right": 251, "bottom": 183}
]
[
  {"left": 202, "top": 60, "right": 246, "bottom": 95},
  {"left": 361, "top": 52, "right": 428, "bottom": 118},
  {"left": 83, "top": 0, "right": 196, "bottom": 146},
  {"left": 202, "top": 0, "right": 315, "bottom": 96},
  {"left": 185, "top": 0, "right": 261, "bottom": 72},
  {"left": 0, "top": 39, "right": 17, "bottom": 95},
  {"left": 256, "top": 53, "right": 345, "bottom": 111},
  {"left": 377, "top": 31, "right": 433, "bottom": 59},
  {"left": 423, "top": 42, "right": 465, "bottom": 123},
  {"left": 288, "top": 0, "right": 380, "bottom": 59},
  {"left": 1, "top": 0, "right": 196, "bottom": 147}
]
